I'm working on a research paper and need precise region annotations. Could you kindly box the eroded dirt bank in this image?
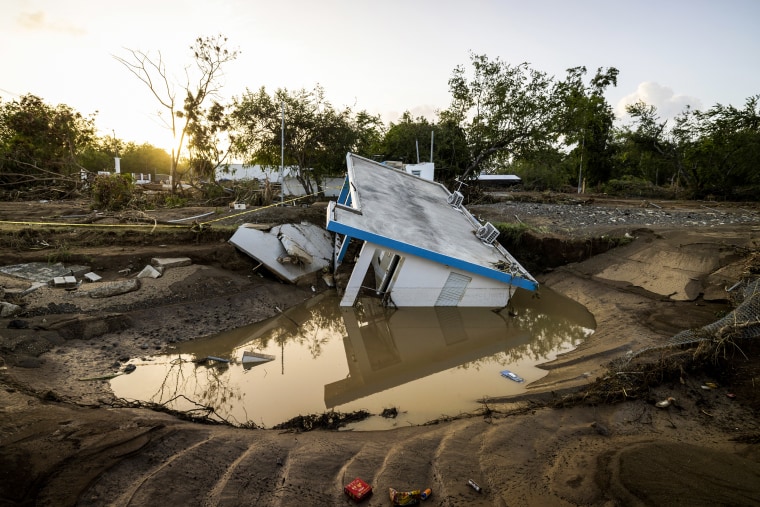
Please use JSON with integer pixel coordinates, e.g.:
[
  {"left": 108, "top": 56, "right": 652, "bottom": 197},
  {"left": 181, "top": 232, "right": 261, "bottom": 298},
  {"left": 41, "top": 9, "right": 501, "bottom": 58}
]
[{"left": 1, "top": 198, "right": 760, "bottom": 506}]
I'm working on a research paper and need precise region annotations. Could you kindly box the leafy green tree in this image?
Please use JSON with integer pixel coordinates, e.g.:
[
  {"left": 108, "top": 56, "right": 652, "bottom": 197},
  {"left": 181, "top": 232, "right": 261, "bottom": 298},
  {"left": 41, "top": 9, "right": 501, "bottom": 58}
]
[
  {"left": 444, "top": 54, "right": 559, "bottom": 180},
  {"left": 0, "top": 94, "right": 98, "bottom": 193},
  {"left": 555, "top": 66, "right": 619, "bottom": 189},
  {"left": 78, "top": 134, "right": 120, "bottom": 174},
  {"left": 114, "top": 34, "right": 239, "bottom": 193},
  {"left": 374, "top": 111, "right": 469, "bottom": 185},
  {"left": 185, "top": 100, "right": 233, "bottom": 183},
  {"left": 378, "top": 111, "right": 435, "bottom": 163},
  {"left": 688, "top": 96, "right": 760, "bottom": 197},
  {"left": 510, "top": 146, "right": 571, "bottom": 191},
  {"left": 230, "top": 84, "right": 382, "bottom": 196},
  {"left": 614, "top": 101, "right": 680, "bottom": 186}
]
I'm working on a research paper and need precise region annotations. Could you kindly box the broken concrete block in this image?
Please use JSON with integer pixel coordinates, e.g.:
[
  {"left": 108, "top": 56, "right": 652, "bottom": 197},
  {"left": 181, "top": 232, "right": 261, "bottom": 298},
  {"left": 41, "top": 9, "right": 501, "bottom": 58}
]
[
  {"left": 137, "top": 265, "right": 162, "bottom": 279},
  {"left": 0, "top": 301, "right": 22, "bottom": 318},
  {"left": 0, "top": 262, "right": 89, "bottom": 284},
  {"left": 151, "top": 257, "right": 192, "bottom": 270},
  {"left": 84, "top": 272, "right": 102, "bottom": 283},
  {"left": 52, "top": 276, "right": 77, "bottom": 288}
]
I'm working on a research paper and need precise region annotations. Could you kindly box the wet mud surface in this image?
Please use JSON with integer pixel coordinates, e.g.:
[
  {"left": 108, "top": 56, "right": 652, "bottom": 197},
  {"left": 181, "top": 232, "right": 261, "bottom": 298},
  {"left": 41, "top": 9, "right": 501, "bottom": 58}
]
[{"left": 1, "top": 195, "right": 760, "bottom": 506}]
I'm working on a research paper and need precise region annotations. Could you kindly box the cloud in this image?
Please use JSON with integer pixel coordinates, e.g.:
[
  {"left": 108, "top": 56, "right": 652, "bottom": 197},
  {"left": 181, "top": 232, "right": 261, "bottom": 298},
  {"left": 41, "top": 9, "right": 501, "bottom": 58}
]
[
  {"left": 18, "top": 10, "right": 85, "bottom": 36},
  {"left": 615, "top": 82, "right": 701, "bottom": 120}
]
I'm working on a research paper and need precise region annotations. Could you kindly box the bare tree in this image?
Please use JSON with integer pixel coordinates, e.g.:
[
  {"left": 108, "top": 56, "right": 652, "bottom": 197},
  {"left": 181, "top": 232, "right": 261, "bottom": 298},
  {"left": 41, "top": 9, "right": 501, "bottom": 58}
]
[{"left": 114, "top": 35, "right": 238, "bottom": 193}]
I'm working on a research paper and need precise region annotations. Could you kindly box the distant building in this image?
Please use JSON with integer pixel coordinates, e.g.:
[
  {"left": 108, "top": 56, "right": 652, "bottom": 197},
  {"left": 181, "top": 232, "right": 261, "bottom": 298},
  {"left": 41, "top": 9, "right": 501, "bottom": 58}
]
[
  {"left": 475, "top": 174, "right": 522, "bottom": 186},
  {"left": 381, "top": 161, "right": 435, "bottom": 181},
  {"left": 216, "top": 163, "right": 343, "bottom": 197}
]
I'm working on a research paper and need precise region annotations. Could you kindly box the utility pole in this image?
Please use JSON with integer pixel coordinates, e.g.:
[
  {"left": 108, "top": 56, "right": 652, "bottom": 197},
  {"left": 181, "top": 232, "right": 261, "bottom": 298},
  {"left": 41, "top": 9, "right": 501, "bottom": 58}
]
[{"left": 280, "top": 101, "right": 284, "bottom": 205}]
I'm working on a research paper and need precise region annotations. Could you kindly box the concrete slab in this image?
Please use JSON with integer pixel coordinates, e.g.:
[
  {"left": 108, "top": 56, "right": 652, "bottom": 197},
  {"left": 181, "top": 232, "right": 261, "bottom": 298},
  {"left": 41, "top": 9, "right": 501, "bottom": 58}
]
[
  {"left": 151, "top": 257, "right": 192, "bottom": 269},
  {"left": 137, "top": 265, "right": 162, "bottom": 279},
  {"left": 0, "top": 262, "right": 90, "bottom": 284},
  {"left": 52, "top": 276, "right": 77, "bottom": 288},
  {"left": 229, "top": 222, "right": 333, "bottom": 284},
  {"left": 84, "top": 272, "right": 102, "bottom": 283}
]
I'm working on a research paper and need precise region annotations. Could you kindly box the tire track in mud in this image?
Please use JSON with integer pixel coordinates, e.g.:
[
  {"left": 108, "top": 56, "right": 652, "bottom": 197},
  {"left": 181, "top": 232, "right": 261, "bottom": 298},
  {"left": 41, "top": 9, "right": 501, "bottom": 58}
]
[{"left": 6, "top": 385, "right": 759, "bottom": 506}]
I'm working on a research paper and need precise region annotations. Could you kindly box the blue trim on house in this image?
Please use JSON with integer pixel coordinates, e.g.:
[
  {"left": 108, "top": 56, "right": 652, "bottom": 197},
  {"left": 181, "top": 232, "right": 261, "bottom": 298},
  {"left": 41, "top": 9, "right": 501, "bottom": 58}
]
[
  {"left": 326, "top": 216, "right": 538, "bottom": 291},
  {"left": 337, "top": 177, "right": 351, "bottom": 206}
]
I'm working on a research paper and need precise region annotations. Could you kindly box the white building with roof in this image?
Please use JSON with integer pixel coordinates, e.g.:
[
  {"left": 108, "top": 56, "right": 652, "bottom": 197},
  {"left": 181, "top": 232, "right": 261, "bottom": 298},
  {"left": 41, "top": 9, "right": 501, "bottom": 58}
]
[{"left": 326, "top": 153, "right": 537, "bottom": 308}]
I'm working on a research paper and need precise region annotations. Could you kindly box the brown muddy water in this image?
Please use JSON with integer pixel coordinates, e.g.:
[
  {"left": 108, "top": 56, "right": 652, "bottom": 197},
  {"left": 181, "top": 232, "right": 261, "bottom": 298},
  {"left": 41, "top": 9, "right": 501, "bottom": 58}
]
[{"left": 111, "top": 287, "right": 594, "bottom": 430}]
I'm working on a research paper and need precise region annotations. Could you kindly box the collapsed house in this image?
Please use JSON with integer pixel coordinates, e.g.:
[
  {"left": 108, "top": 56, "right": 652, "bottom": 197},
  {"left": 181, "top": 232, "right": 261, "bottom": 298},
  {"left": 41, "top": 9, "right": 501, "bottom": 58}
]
[
  {"left": 326, "top": 153, "right": 537, "bottom": 308},
  {"left": 227, "top": 153, "right": 537, "bottom": 307}
]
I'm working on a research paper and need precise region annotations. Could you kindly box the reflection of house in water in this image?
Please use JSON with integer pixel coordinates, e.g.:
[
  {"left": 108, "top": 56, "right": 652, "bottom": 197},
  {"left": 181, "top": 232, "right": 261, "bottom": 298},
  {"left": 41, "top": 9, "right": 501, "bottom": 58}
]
[
  {"left": 324, "top": 299, "right": 532, "bottom": 408},
  {"left": 324, "top": 288, "right": 596, "bottom": 408},
  {"left": 327, "top": 153, "right": 538, "bottom": 308}
]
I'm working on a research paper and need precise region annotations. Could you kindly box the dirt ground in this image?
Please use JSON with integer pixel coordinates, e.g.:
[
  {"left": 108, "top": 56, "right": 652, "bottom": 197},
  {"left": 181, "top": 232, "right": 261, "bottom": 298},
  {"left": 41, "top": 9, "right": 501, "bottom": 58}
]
[{"left": 1, "top": 195, "right": 760, "bottom": 506}]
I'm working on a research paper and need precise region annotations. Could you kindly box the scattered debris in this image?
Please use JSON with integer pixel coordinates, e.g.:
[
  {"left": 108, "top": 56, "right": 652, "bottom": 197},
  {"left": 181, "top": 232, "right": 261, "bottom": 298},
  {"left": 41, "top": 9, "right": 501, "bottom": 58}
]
[
  {"left": 381, "top": 407, "right": 399, "bottom": 419},
  {"left": 344, "top": 478, "right": 372, "bottom": 502},
  {"left": 84, "top": 272, "right": 102, "bottom": 283},
  {"left": 0, "top": 262, "right": 89, "bottom": 284},
  {"left": 500, "top": 369, "right": 525, "bottom": 383},
  {"left": 241, "top": 350, "right": 275, "bottom": 366},
  {"left": 389, "top": 487, "right": 421, "bottom": 505},
  {"left": 229, "top": 222, "right": 333, "bottom": 284},
  {"left": 137, "top": 265, "right": 162, "bottom": 279},
  {"left": 467, "top": 479, "right": 482, "bottom": 493},
  {"left": 52, "top": 275, "right": 77, "bottom": 289}
]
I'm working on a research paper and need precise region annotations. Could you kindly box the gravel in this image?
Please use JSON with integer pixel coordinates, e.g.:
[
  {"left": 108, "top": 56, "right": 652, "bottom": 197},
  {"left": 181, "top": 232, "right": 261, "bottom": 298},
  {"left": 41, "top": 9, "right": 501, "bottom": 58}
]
[{"left": 470, "top": 200, "right": 760, "bottom": 235}]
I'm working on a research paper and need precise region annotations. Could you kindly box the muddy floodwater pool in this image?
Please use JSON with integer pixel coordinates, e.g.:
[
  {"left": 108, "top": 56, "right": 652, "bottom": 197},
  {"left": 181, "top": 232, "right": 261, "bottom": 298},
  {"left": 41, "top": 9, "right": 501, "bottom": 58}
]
[{"left": 111, "top": 287, "right": 595, "bottom": 430}]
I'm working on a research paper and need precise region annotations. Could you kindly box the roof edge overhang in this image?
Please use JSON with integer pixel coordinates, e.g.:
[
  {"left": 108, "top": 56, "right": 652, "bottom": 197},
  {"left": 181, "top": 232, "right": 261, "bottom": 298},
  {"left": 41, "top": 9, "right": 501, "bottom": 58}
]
[{"left": 326, "top": 204, "right": 538, "bottom": 291}]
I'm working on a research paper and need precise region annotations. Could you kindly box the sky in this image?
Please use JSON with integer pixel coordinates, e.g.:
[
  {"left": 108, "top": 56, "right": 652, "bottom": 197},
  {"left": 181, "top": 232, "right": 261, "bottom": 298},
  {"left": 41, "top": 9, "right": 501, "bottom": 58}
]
[{"left": 1, "top": 0, "right": 759, "bottom": 153}]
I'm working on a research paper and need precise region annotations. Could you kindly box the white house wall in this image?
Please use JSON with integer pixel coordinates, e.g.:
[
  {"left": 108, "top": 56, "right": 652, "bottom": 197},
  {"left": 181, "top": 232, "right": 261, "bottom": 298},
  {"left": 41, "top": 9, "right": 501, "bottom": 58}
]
[
  {"left": 217, "top": 164, "right": 343, "bottom": 197},
  {"left": 344, "top": 242, "right": 514, "bottom": 308}
]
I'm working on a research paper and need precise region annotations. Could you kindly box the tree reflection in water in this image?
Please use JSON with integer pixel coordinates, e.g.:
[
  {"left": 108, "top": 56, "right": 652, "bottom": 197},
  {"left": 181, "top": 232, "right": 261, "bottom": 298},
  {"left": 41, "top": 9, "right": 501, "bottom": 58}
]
[{"left": 111, "top": 288, "right": 595, "bottom": 428}]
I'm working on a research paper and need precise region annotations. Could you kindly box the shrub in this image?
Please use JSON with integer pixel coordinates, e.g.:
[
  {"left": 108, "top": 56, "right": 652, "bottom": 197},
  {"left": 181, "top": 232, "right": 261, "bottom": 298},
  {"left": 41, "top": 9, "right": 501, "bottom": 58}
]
[{"left": 91, "top": 174, "right": 135, "bottom": 211}]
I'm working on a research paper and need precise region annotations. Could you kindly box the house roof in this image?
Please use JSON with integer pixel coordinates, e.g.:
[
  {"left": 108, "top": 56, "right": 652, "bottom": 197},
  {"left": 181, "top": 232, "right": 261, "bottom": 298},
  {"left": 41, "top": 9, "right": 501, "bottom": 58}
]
[{"left": 326, "top": 153, "right": 537, "bottom": 291}]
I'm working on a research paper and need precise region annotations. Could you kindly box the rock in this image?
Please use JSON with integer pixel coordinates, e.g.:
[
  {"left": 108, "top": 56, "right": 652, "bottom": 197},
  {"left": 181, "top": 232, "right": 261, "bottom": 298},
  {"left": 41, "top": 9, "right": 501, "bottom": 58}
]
[
  {"left": 80, "top": 279, "right": 141, "bottom": 299},
  {"left": 151, "top": 257, "right": 191, "bottom": 270},
  {"left": 7, "top": 319, "right": 29, "bottom": 329},
  {"left": 0, "top": 301, "right": 22, "bottom": 318}
]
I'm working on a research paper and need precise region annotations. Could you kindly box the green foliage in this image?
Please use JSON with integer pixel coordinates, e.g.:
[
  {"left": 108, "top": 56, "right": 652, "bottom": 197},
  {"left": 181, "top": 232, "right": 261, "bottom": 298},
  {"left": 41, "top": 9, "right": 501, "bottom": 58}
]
[
  {"left": 618, "top": 95, "right": 760, "bottom": 199},
  {"left": 0, "top": 94, "right": 98, "bottom": 192},
  {"left": 230, "top": 84, "right": 383, "bottom": 195},
  {"left": 91, "top": 173, "right": 135, "bottom": 211},
  {"left": 374, "top": 112, "right": 470, "bottom": 183},
  {"left": 493, "top": 222, "right": 533, "bottom": 245},
  {"left": 600, "top": 176, "right": 675, "bottom": 199},
  {"left": 555, "top": 66, "right": 619, "bottom": 187},
  {"left": 120, "top": 142, "right": 172, "bottom": 176},
  {"left": 164, "top": 194, "right": 188, "bottom": 208},
  {"left": 444, "top": 54, "right": 560, "bottom": 179}
]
